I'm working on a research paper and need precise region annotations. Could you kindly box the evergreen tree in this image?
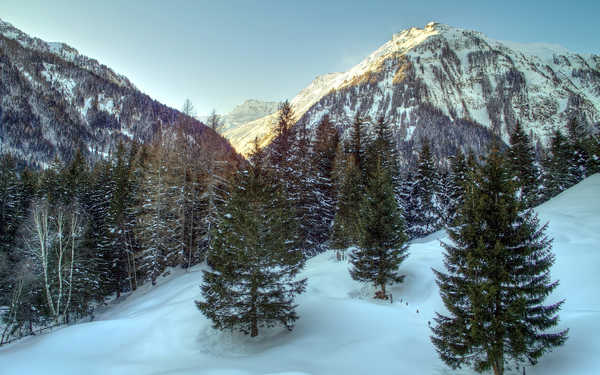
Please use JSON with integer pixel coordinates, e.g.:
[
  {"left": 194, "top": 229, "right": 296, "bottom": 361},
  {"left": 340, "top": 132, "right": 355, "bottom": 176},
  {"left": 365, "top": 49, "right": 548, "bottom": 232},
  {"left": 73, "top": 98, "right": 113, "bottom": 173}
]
[
  {"left": 0, "top": 155, "right": 27, "bottom": 304},
  {"left": 108, "top": 142, "right": 139, "bottom": 292},
  {"left": 445, "top": 150, "right": 469, "bottom": 225},
  {"left": 508, "top": 122, "right": 539, "bottom": 207},
  {"left": 398, "top": 170, "right": 416, "bottom": 227},
  {"left": 348, "top": 112, "right": 368, "bottom": 172},
  {"left": 365, "top": 116, "right": 401, "bottom": 200},
  {"left": 408, "top": 138, "right": 443, "bottom": 238},
  {"left": 197, "top": 143, "right": 306, "bottom": 337},
  {"left": 330, "top": 160, "right": 363, "bottom": 250},
  {"left": 137, "top": 134, "right": 171, "bottom": 285},
  {"left": 350, "top": 158, "right": 409, "bottom": 299},
  {"left": 81, "top": 161, "right": 117, "bottom": 298},
  {"left": 290, "top": 117, "right": 319, "bottom": 254},
  {"left": 270, "top": 100, "right": 296, "bottom": 178},
  {"left": 309, "top": 115, "right": 340, "bottom": 248},
  {"left": 542, "top": 128, "right": 573, "bottom": 199},
  {"left": 565, "top": 117, "right": 599, "bottom": 180},
  {"left": 431, "top": 146, "right": 568, "bottom": 375}
]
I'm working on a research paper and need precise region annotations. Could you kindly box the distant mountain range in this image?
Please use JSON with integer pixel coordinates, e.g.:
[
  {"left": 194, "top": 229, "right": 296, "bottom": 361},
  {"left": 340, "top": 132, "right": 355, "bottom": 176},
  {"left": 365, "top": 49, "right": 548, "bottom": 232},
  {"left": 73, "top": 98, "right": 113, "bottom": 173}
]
[
  {"left": 2, "top": 18, "right": 599, "bottom": 166},
  {"left": 224, "top": 22, "right": 600, "bottom": 160},
  {"left": 0, "top": 18, "right": 236, "bottom": 167}
]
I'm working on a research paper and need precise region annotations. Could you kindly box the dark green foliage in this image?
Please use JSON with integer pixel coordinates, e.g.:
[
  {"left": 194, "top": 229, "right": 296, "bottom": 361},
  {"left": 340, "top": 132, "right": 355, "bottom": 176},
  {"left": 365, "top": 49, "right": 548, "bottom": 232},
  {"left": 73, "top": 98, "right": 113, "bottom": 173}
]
[
  {"left": 508, "top": 122, "right": 539, "bottom": 207},
  {"left": 270, "top": 100, "right": 296, "bottom": 175},
  {"left": 330, "top": 161, "right": 363, "bottom": 249},
  {"left": 197, "top": 144, "right": 306, "bottom": 337},
  {"left": 365, "top": 116, "right": 402, "bottom": 199},
  {"left": 290, "top": 118, "right": 319, "bottom": 254},
  {"left": 348, "top": 113, "right": 368, "bottom": 171},
  {"left": 542, "top": 129, "right": 574, "bottom": 199},
  {"left": 350, "top": 158, "right": 409, "bottom": 299},
  {"left": 565, "top": 117, "right": 600, "bottom": 179},
  {"left": 431, "top": 147, "right": 567, "bottom": 375},
  {"left": 407, "top": 138, "right": 443, "bottom": 238},
  {"left": 309, "top": 115, "right": 340, "bottom": 249},
  {"left": 0, "top": 155, "right": 28, "bottom": 301},
  {"left": 445, "top": 150, "right": 469, "bottom": 225}
]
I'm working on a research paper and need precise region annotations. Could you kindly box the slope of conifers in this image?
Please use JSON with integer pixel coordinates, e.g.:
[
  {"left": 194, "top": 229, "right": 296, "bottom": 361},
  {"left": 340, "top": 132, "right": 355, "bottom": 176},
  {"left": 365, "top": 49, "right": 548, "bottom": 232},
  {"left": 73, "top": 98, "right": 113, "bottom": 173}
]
[
  {"left": 0, "top": 18, "right": 238, "bottom": 167},
  {"left": 1, "top": 175, "right": 597, "bottom": 375}
]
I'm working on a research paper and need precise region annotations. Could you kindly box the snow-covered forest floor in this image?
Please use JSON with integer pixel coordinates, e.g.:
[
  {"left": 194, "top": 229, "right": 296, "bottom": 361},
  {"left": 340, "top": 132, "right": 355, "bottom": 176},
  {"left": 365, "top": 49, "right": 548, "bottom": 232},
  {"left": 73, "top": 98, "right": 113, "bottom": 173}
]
[{"left": 1, "top": 175, "right": 599, "bottom": 375}]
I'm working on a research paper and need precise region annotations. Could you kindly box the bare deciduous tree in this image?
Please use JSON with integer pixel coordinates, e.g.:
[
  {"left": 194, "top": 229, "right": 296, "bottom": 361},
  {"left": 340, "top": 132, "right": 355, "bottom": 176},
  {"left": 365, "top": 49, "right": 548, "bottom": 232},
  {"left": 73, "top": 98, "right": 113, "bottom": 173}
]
[{"left": 24, "top": 198, "right": 83, "bottom": 323}]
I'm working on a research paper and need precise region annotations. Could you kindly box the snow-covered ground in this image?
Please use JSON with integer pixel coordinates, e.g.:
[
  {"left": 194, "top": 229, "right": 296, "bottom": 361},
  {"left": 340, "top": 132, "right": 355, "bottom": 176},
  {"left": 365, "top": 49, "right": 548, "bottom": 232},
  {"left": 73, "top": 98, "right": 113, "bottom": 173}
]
[{"left": 1, "top": 176, "right": 599, "bottom": 374}]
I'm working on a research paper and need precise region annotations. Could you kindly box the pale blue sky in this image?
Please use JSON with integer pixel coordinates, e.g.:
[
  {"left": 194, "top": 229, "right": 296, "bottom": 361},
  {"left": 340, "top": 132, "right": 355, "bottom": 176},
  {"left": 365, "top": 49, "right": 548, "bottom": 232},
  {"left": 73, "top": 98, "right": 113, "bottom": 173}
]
[{"left": 1, "top": 0, "right": 598, "bottom": 116}]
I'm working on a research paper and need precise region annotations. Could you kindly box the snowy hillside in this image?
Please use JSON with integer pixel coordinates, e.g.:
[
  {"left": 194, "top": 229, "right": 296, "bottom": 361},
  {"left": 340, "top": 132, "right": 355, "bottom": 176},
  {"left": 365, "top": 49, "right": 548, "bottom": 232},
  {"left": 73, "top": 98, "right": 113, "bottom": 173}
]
[
  {"left": 219, "top": 100, "right": 280, "bottom": 133},
  {"left": 225, "top": 22, "right": 600, "bottom": 157},
  {"left": 0, "top": 18, "right": 135, "bottom": 91},
  {"left": 0, "top": 18, "right": 235, "bottom": 166},
  {"left": 1, "top": 174, "right": 598, "bottom": 374}
]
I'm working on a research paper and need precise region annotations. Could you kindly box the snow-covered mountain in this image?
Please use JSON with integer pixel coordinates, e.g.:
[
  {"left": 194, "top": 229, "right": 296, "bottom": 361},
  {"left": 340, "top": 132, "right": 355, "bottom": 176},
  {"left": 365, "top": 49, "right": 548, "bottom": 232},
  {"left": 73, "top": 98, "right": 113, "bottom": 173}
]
[
  {"left": 217, "top": 99, "right": 280, "bottom": 133},
  {"left": 2, "top": 174, "right": 598, "bottom": 374},
  {"left": 226, "top": 22, "right": 600, "bottom": 158},
  {"left": 0, "top": 18, "right": 236, "bottom": 166}
]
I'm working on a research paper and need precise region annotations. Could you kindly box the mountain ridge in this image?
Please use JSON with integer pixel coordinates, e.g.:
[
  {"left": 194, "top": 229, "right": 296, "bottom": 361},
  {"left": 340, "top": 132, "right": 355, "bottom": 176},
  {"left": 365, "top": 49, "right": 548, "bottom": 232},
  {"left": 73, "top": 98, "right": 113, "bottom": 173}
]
[
  {"left": 0, "top": 18, "right": 135, "bottom": 90},
  {"left": 224, "top": 22, "right": 600, "bottom": 158},
  {"left": 0, "top": 18, "right": 237, "bottom": 167}
]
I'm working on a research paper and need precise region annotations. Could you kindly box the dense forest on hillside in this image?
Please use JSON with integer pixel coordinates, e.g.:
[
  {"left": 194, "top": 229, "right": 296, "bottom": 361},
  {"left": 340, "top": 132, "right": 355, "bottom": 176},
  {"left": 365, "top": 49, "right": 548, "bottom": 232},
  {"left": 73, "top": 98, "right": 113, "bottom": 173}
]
[
  {"left": 0, "top": 31, "right": 237, "bottom": 167},
  {"left": 1, "top": 103, "right": 598, "bottom": 365}
]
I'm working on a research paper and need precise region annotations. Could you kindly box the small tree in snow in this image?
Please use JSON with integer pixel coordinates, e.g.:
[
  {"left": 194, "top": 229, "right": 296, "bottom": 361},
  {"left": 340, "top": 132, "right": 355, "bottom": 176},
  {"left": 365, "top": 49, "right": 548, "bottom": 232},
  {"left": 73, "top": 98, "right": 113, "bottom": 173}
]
[
  {"left": 350, "top": 157, "right": 409, "bottom": 299},
  {"left": 196, "top": 142, "right": 306, "bottom": 337}
]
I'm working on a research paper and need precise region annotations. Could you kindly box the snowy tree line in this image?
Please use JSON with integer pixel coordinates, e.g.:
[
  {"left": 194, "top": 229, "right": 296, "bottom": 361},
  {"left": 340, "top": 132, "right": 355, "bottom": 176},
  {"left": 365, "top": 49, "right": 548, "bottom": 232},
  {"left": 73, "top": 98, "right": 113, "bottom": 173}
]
[
  {"left": 194, "top": 102, "right": 579, "bottom": 375},
  {"left": 0, "top": 118, "right": 238, "bottom": 343},
  {"left": 1, "top": 98, "right": 597, "bottom": 368},
  {"left": 196, "top": 103, "right": 596, "bottom": 341}
]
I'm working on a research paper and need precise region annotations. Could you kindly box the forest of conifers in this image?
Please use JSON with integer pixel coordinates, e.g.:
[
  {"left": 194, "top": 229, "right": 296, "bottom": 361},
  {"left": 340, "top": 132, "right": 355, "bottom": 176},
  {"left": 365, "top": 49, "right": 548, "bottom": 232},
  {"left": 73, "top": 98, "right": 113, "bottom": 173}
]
[{"left": 0, "top": 101, "right": 598, "bottom": 345}]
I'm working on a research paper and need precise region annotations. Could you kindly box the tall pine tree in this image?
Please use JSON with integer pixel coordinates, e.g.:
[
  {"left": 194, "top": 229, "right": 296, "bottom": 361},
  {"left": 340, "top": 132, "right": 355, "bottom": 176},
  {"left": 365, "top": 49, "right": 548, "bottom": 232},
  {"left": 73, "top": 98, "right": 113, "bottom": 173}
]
[
  {"left": 197, "top": 142, "right": 306, "bottom": 337},
  {"left": 309, "top": 115, "right": 340, "bottom": 248},
  {"left": 508, "top": 122, "right": 539, "bottom": 207},
  {"left": 407, "top": 138, "right": 443, "bottom": 238},
  {"left": 431, "top": 146, "right": 568, "bottom": 375},
  {"left": 350, "top": 157, "right": 409, "bottom": 299}
]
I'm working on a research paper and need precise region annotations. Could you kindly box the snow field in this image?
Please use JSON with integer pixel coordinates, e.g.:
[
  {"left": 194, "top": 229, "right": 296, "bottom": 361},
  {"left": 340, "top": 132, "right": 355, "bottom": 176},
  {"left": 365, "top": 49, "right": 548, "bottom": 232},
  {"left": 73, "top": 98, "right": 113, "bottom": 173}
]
[{"left": 1, "top": 176, "right": 599, "bottom": 374}]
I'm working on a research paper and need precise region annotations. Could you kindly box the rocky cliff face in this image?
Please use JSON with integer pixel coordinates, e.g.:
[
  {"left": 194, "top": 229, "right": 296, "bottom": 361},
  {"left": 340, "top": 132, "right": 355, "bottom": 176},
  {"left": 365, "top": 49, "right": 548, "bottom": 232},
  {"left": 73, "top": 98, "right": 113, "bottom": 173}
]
[
  {"left": 227, "top": 22, "right": 600, "bottom": 160},
  {"left": 0, "top": 19, "right": 236, "bottom": 167}
]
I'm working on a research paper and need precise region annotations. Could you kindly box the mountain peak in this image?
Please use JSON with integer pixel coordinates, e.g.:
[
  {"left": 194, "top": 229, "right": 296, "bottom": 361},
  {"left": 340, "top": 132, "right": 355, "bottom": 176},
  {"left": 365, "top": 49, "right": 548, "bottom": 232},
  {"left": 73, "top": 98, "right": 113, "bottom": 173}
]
[
  {"left": 223, "top": 22, "right": 600, "bottom": 157},
  {"left": 0, "top": 17, "right": 134, "bottom": 90}
]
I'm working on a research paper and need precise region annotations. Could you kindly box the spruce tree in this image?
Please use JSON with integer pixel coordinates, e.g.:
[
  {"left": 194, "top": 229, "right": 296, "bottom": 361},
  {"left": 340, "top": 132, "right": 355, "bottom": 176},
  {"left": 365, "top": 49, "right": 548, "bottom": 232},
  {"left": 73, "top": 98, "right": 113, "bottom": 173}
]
[
  {"left": 365, "top": 116, "right": 401, "bottom": 199},
  {"left": 565, "top": 117, "right": 596, "bottom": 181},
  {"left": 310, "top": 115, "right": 340, "bottom": 248},
  {"left": 348, "top": 112, "right": 368, "bottom": 173},
  {"left": 542, "top": 128, "right": 573, "bottom": 199},
  {"left": 330, "top": 160, "right": 363, "bottom": 250},
  {"left": 0, "top": 155, "right": 26, "bottom": 303},
  {"left": 197, "top": 142, "right": 306, "bottom": 337},
  {"left": 350, "top": 158, "right": 409, "bottom": 299},
  {"left": 445, "top": 150, "right": 468, "bottom": 225},
  {"left": 431, "top": 146, "right": 568, "bottom": 375},
  {"left": 508, "top": 122, "right": 539, "bottom": 207},
  {"left": 82, "top": 161, "right": 118, "bottom": 298},
  {"left": 408, "top": 138, "right": 443, "bottom": 238},
  {"left": 290, "top": 118, "right": 320, "bottom": 254},
  {"left": 270, "top": 100, "right": 296, "bottom": 178}
]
